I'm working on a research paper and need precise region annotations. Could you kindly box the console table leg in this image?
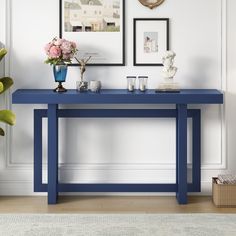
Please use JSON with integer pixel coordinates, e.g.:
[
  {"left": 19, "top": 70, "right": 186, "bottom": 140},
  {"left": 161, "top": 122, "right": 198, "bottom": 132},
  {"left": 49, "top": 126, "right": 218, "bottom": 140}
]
[
  {"left": 192, "top": 110, "right": 201, "bottom": 191},
  {"left": 176, "top": 104, "right": 188, "bottom": 204},
  {"left": 34, "top": 110, "right": 43, "bottom": 192},
  {"left": 176, "top": 108, "right": 178, "bottom": 199},
  {"left": 48, "top": 104, "right": 58, "bottom": 204}
]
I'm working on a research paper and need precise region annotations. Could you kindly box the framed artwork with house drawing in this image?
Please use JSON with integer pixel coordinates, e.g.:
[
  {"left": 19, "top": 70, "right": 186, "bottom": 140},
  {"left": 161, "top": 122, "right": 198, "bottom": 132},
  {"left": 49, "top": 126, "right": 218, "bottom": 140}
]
[{"left": 60, "top": 0, "right": 125, "bottom": 66}]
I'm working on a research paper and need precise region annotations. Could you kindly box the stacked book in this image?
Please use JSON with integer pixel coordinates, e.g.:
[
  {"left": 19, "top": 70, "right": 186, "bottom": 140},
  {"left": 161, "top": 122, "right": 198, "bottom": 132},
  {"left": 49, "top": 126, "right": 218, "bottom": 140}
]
[{"left": 217, "top": 175, "right": 236, "bottom": 184}]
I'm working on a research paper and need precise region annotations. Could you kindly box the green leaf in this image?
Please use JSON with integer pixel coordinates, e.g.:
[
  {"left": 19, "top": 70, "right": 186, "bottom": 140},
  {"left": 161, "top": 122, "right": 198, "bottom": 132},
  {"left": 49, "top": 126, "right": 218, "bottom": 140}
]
[
  {"left": 0, "top": 48, "right": 7, "bottom": 62},
  {"left": 0, "top": 77, "right": 14, "bottom": 94},
  {"left": 0, "top": 110, "right": 16, "bottom": 126},
  {"left": 0, "top": 82, "right": 3, "bottom": 93},
  {"left": 0, "top": 127, "right": 5, "bottom": 136}
]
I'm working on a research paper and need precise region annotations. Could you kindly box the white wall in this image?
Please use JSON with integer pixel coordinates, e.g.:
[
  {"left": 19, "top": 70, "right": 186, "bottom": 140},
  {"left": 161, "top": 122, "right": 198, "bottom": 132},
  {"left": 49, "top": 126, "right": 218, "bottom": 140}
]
[
  {"left": 0, "top": 0, "right": 234, "bottom": 195},
  {"left": 226, "top": 0, "right": 236, "bottom": 176}
]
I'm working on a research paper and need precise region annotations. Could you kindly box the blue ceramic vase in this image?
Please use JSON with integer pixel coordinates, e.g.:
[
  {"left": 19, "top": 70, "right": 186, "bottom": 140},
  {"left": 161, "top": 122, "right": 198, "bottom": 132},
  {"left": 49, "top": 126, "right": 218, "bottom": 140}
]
[{"left": 53, "top": 64, "right": 68, "bottom": 92}]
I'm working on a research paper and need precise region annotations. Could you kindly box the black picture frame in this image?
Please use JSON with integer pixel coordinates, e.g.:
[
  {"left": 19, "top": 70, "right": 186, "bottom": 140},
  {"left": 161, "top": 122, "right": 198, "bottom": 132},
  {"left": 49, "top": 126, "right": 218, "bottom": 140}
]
[
  {"left": 133, "top": 18, "right": 169, "bottom": 66},
  {"left": 59, "top": 0, "right": 126, "bottom": 66}
]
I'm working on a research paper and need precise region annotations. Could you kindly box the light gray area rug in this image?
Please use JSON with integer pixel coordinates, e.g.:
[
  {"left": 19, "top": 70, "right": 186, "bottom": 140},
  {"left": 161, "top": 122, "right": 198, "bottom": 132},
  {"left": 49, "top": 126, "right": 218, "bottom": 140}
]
[{"left": 0, "top": 214, "right": 235, "bottom": 236}]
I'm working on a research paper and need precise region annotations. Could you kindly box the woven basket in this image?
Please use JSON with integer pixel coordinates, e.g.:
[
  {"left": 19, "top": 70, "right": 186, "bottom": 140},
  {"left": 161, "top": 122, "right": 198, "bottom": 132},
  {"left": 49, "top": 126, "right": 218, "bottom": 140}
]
[{"left": 212, "top": 177, "right": 236, "bottom": 207}]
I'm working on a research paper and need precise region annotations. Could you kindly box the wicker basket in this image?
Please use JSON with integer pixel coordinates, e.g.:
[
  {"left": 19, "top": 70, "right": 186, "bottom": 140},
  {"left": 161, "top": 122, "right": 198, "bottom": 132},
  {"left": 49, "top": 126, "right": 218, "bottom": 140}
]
[{"left": 212, "top": 177, "right": 236, "bottom": 207}]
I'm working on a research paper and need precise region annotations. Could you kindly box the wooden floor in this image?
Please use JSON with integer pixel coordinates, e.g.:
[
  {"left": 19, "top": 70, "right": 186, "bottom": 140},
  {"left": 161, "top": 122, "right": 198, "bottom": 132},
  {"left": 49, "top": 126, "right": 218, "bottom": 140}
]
[{"left": 0, "top": 196, "right": 235, "bottom": 213}]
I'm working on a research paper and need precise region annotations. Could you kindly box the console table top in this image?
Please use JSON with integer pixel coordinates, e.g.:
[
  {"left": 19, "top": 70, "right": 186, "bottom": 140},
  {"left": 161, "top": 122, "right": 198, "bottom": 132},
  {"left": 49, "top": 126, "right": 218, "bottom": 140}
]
[{"left": 12, "top": 89, "right": 223, "bottom": 105}]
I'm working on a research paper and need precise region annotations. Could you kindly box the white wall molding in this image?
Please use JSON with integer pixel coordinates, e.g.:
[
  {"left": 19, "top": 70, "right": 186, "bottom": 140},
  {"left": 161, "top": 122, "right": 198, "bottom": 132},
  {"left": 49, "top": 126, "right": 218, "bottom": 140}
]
[
  {"left": 0, "top": 181, "right": 212, "bottom": 196},
  {"left": 219, "top": 0, "right": 228, "bottom": 170},
  {"left": 5, "top": 162, "right": 227, "bottom": 171},
  {"left": 4, "top": 0, "right": 13, "bottom": 171},
  {"left": 0, "top": 0, "right": 7, "bottom": 168}
]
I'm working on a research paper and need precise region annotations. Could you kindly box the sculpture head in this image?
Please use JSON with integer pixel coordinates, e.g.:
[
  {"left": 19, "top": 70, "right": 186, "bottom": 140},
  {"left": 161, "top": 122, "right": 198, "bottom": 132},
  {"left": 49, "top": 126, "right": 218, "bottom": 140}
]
[{"left": 162, "top": 51, "right": 176, "bottom": 68}]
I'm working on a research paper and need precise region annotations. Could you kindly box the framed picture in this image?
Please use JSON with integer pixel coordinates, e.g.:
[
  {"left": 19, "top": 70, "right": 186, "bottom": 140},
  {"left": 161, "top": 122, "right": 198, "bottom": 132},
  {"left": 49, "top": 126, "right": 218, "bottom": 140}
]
[
  {"left": 60, "top": 0, "right": 125, "bottom": 66},
  {"left": 133, "top": 18, "right": 169, "bottom": 66}
]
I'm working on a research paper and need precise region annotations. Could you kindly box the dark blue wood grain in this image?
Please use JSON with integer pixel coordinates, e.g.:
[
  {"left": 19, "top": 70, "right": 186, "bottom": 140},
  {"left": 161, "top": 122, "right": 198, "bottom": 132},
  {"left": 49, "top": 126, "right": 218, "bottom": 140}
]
[
  {"left": 12, "top": 89, "right": 223, "bottom": 105},
  {"left": 176, "top": 105, "right": 179, "bottom": 199},
  {"left": 34, "top": 110, "right": 43, "bottom": 193},
  {"left": 34, "top": 109, "right": 201, "bottom": 198},
  {"left": 177, "top": 104, "right": 188, "bottom": 204},
  {"left": 14, "top": 89, "right": 223, "bottom": 205},
  {"left": 47, "top": 104, "right": 58, "bottom": 204},
  {"left": 192, "top": 110, "right": 201, "bottom": 192},
  {"left": 37, "top": 183, "right": 200, "bottom": 193}
]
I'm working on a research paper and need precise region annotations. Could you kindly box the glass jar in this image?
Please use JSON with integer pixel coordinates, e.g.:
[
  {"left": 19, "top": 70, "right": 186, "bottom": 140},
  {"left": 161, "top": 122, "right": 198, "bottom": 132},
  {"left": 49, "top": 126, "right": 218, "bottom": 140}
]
[
  {"left": 126, "top": 76, "right": 136, "bottom": 92},
  {"left": 138, "top": 76, "right": 148, "bottom": 92}
]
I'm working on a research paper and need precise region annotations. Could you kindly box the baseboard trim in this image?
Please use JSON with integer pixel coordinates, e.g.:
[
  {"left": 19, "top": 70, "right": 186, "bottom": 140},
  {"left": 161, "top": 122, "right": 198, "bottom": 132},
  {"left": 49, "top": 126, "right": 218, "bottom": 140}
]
[{"left": 0, "top": 181, "right": 212, "bottom": 196}]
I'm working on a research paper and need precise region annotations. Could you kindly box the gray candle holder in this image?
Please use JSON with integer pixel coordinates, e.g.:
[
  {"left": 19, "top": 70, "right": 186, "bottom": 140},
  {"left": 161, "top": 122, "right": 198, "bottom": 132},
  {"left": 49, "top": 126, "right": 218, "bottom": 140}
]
[{"left": 76, "top": 81, "right": 88, "bottom": 92}]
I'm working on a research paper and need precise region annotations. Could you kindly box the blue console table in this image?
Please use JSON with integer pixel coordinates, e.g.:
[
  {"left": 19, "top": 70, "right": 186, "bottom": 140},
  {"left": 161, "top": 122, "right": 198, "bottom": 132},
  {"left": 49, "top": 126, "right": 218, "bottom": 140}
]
[{"left": 12, "top": 89, "right": 223, "bottom": 205}]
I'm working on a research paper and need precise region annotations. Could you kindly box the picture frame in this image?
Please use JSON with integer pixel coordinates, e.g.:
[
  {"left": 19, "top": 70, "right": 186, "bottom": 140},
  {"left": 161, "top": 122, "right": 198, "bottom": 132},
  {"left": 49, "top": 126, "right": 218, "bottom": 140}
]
[
  {"left": 59, "top": 0, "right": 125, "bottom": 66},
  {"left": 133, "top": 18, "right": 169, "bottom": 66}
]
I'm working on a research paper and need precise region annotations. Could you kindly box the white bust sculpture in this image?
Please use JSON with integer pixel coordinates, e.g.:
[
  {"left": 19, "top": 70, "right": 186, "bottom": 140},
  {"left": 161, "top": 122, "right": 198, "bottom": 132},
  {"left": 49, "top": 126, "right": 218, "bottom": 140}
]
[{"left": 162, "top": 51, "right": 178, "bottom": 80}]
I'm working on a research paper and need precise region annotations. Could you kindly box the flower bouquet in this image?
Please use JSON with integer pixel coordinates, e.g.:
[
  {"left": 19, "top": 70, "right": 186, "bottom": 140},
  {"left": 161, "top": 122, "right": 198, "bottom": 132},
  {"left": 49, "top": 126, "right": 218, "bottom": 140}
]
[{"left": 44, "top": 37, "right": 77, "bottom": 92}]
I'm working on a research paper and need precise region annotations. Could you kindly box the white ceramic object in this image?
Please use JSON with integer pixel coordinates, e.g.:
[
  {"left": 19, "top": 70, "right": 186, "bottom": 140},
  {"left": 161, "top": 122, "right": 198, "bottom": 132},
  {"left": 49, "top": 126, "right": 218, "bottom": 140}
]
[
  {"left": 157, "top": 51, "right": 179, "bottom": 92},
  {"left": 162, "top": 51, "right": 178, "bottom": 80},
  {"left": 89, "top": 80, "right": 102, "bottom": 93}
]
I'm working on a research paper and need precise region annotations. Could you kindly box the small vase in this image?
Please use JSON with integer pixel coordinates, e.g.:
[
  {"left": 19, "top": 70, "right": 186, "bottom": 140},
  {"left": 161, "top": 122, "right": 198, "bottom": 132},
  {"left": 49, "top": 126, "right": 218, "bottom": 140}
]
[
  {"left": 53, "top": 64, "right": 68, "bottom": 92},
  {"left": 76, "top": 81, "right": 88, "bottom": 92}
]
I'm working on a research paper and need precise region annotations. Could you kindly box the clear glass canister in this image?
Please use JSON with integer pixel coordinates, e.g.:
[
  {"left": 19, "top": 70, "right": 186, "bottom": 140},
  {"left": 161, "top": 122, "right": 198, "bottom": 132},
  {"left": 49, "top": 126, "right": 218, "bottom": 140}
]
[
  {"left": 138, "top": 76, "right": 148, "bottom": 92},
  {"left": 126, "top": 76, "right": 136, "bottom": 92}
]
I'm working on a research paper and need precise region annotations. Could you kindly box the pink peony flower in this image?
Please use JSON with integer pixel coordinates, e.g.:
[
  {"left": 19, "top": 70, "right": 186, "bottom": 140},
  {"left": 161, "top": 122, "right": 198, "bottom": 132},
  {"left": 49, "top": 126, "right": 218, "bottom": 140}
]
[
  {"left": 49, "top": 46, "right": 62, "bottom": 59},
  {"left": 61, "top": 41, "right": 73, "bottom": 54},
  {"left": 44, "top": 43, "right": 52, "bottom": 55},
  {"left": 44, "top": 37, "right": 77, "bottom": 65},
  {"left": 54, "top": 38, "right": 65, "bottom": 46}
]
